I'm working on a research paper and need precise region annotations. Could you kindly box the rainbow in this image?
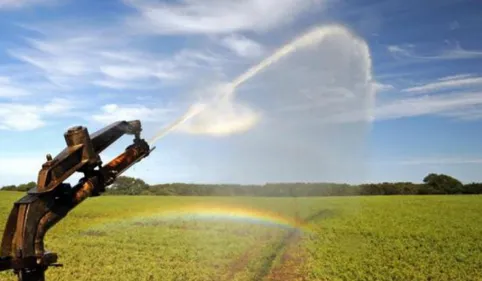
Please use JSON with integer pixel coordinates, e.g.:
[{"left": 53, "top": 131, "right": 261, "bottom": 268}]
[
  {"left": 89, "top": 203, "right": 307, "bottom": 232},
  {"left": 154, "top": 203, "right": 304, "bottom": 229}
]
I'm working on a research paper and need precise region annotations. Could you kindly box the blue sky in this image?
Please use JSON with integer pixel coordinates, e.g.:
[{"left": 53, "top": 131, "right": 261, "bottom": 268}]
[{"left": 0, "top": 0, "right": 481, "bottom": 186}]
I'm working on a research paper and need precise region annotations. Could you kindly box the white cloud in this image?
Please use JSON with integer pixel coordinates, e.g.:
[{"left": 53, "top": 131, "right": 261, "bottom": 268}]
[
  {"left": 0, "top": 82, "right": 31, "bottom": 97},
  {"left": 326, "top": 91, "right": 482, "bottom": 123},
  {"left": 438, "top": 74, "right": 474, "bottom": 81},
  {"left": 388, "top": 45, "right": 412, "bottom": 57},
  {"left": 91, "top": 104, "right": 175, "bottom": 125},
  {"left": 123, "top": 0, "right": 325, "bottom": 34},
  {"left": 101, "top": 65, "right": 155, "bottom": 81},
  {"left": 439, "top": 46, "right": 482, "bottom": 60},
  {"left": 387, "top": 43, "right": 482, "bottom": 61},
  {"left": 367, "top": 73, "right": 482, "bottom": 122},
  {"left": 8, "top": 37, "right": 96, "bottom": 89},
  {"left": 0, "top": 98, "right": 78, "bottom": 131},
  {"left": 374, "top": 82, "right": 394, "bottom": 92},
  {"left": 375, "top": 92, "right": 482, "bottom": 120},
  {"left": 92, "top": 79, "right": 150, "bottom": 90},
  {"left": 440, "top": 107, "right": 482, "bottom": 121},
  {"left": 219, "top": 34, "right": 265, "bottom": 58},
  {"left": 0, "top": 0, "right": 55, "bottom": 9},
  {"left": 0, "top": 104, "right": 45, "bottom": 130},
  {"left": 2, "top": 5, "right": 279, "bottom": 132},
  {"left": 9, "top": 29, "right": 228, "bottom": 91},
  {"left": 99, "top": 64, "right": 182, "bottom": 84},
  {"left": 402, "top": 75, "right": 482, "bottom": 94},
  {"left": 43, "top": 98, "right": 75, "bottom": 114},
  {"left": 0, "top": 75, "right": 45, "bottom": 98},
  {"left": 397, "top": 157, "right": 482, "bottom": 166}
]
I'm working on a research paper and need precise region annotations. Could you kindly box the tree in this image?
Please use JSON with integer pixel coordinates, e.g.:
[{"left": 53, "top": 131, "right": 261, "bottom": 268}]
[
  {"left": 108, "top": 176, "right": 149, "bottom": 195},
  {"left": 2, "top": 173, "right": 481, "bottom": 196},
  {"left": 1, "top": 185, "right": 17, "bottom": 191},
  {"left": 423, "top": 173, "right": 463, "bottom": 194},
  {"left": 461, "top": 183, "right": 482, "bottom": 194},
  {"left": 16, "top": 181, "right": 36, "bottom": 192}
]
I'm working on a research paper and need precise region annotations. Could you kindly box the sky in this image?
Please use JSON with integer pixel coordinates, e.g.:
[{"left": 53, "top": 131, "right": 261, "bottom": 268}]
[{"left": 0, "top": 0, "right": 481, "bottom": 186}]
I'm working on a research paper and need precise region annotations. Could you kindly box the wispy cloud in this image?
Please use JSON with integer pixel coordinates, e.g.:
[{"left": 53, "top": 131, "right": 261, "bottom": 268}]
[
  {"left": 91, "top": 79, "right": 157, "bottom": 91},
  {"left": 8, "top": 36, "right": 105, "bottom": 89},
  {"left": 7, "top": 28, "right": 229, "bottom": 92},
  {"left": 438, "top": 46, "right": 482, "bottom": 60},
  {"left": 375, "top": 91, "right": 482, "bottom": 121},
  {"left": 440, "top": 107, "right": 482, "bottom": 121},
  {"left": 123, "top": 0, "right": 325, "bottom": 35},
  {"left": 1, "top": 4, "right": 284, "bottom": 132},
  {"left": 99, "top": 65, "right": 176, "bottom": 81},
  {"left": 0, "top": 0, "right": 57, "bottom": 9},
  {"left": 43, "top": 97, "right": 76, "bottom": 114},
  {"left": 374, "top": 82, "right": 394, "bottom": 92},
  {"left": 323, "top": 91, "right": 482, "bottom": 123},
  {"left": 1, "top": 0, "right": 328, "bottom": 134},
  {"left": 0, "top": 98, "right": 74, "bottom": 130},
  {"left": 0, "top": 104, "right": 45, "bottom": 130},
  {"left": 387, "top": 44, "right": 413, "bottom": 57},
  {"left": 388, "top": 43, "right": 482, "bottom": 61},
  {"left": 219, "top": 34, "right": 265, "bottom": 58},
  {"left": 402, "top": 75, "right": 482, "bottom": 94},
  {"left": 0, "top": 76, "right": 31, "bottom": 97},
  {"left": 91, "top": 104, "right": 176, "bottom": 125},
  {"left": 397, "top": 157, "right": 482, "bottom": 166},
  {"left": 438, "top": 74, "right": 474, "bottom": 81}
]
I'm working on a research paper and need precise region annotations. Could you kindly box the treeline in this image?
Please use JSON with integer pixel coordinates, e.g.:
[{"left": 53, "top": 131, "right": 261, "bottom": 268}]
[
  {"left": 3, "top": 173, "right": 482, "bottom": 197},
  {"left": 1, "top": 182, "right": 36, "bottom": 192}
]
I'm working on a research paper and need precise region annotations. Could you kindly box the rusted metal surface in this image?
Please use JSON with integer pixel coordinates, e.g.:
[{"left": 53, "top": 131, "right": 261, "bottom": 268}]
[
  {"left": 0, "top": 120, "right": 154, "bottom": 281},
  {"left": 0, "top": 207, "right": 18, "bottom": 256},
  {"left": 102, "top": 139, "right": 151, "bottom": 179},
  {"left": 34, "top": 211, "right": 60, "bottom": 258},
  {"left": 32, "top": 120, "right": 143, "bottom": 195},
  {"left": 72, "top": 179, "right": 95, "bottom": 205}
]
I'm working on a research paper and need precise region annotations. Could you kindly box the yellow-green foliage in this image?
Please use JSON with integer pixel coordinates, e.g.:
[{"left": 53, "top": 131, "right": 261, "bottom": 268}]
[{"left": 0, "top": 192, "right": 481, "bottom": 281}]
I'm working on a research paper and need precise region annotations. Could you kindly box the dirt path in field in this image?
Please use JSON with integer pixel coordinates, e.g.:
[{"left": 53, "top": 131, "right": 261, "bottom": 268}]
[
  {"left": 224, "top": 248, "right": 257, "bottom": 281},
  {"left": 221, "top": 230, "right": 300, "bottom": 281},
  {"left": 252, "top": 229, "right": 301, "bottom": 280},
  {"left": 223, "top": 209, "right": 329, "bottom": 281},
  {"left": 303, "top": 209, "right": 335, "bottom": 223},
  {"left": 260, "top": 209, "right": 334, "bottom": 281},
  {"left": 259, "top": 230, "right": 305, "bottom": 281},
  {"left": 221, "top": 209, "right": 331, "bottom": 281},
  {"left": 264, "top": 232, "right": 307, "bottom": 281}
]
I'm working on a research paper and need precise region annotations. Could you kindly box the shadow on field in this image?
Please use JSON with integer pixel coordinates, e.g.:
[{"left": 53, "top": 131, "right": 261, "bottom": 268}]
[
  {"left": 303, "top": 209, "right": 336, "bottom": 223},
  {"left": 80, "top": 230, "right": 107, "bottom": 237}
]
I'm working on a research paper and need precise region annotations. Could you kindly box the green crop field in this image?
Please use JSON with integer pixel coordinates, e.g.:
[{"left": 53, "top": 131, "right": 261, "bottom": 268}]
[{"left": 1, "top": 192, "right": 482, "bottom": 281}]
